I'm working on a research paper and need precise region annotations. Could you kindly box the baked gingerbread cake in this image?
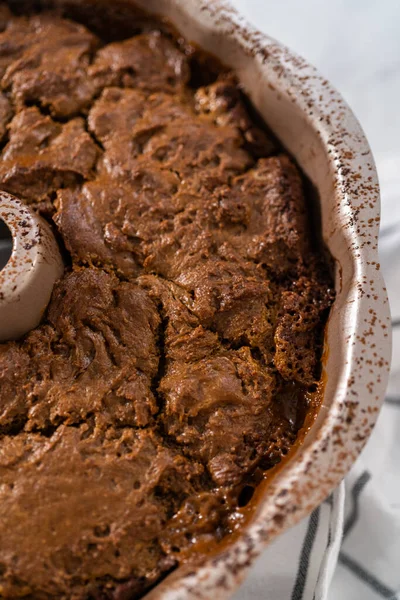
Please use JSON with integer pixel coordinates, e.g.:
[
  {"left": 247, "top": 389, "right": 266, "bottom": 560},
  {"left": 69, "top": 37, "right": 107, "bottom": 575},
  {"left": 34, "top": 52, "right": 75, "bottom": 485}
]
[{"left": 0, "top": 3, "right": 334, "bottom": 598}]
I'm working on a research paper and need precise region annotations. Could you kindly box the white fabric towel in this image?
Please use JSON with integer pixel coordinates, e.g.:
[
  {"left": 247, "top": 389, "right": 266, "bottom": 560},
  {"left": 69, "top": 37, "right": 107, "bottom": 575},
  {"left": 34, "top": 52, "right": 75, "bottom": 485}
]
[{"left": 233, "top": 486, "right": 344, "bottom": 600}]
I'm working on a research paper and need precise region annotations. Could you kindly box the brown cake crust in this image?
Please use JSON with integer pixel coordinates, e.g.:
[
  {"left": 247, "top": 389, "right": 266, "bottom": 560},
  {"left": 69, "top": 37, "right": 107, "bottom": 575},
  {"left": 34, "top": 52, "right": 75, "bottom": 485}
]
[{"left": 0, "top": 6, "right": 334, "bottom": 599}]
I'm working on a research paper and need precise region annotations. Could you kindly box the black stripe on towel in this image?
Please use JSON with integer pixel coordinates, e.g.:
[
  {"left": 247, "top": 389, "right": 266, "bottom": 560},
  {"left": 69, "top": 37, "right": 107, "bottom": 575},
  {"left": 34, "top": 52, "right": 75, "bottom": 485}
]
[
  {"left": 343, "top": 470, "right": 371, "bottom": 539},
  {"left": 291, "top": 507, "right": 320, "bottom": 600},
  {"left": 392, "top": 319, "right": 400, "bottom": 329},
  {"left": 385, "top": 396, "right": 400, "bottom": 406},
  {"left": 312, "top": 499, "right": 335, "bottom": 600},
  {"left": 339, "top": 552, "right": 396, "bottom": 598}
]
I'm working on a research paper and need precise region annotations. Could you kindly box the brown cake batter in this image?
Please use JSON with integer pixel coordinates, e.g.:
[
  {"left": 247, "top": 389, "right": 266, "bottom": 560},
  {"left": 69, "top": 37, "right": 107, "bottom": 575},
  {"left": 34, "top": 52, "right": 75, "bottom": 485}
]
[{"left": 0, "top": 4, "right": 334, "bottom": 598}]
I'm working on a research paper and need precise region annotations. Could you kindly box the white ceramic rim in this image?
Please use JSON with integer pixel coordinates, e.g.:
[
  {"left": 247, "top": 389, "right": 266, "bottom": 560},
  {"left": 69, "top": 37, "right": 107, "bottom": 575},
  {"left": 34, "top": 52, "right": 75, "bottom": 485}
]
[
  {"left": 0, "top": 193, "right": 43, "bottom": 300},
  {"left": 0, "top": 192, "right": 64, "bottom": 340}
]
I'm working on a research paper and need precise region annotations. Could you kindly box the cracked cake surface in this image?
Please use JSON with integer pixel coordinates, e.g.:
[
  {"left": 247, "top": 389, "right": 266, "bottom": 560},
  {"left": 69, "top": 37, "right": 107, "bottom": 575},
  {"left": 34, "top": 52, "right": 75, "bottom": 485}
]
[{"left": 0, "top": 4, "right": 334, "bottom": 599}]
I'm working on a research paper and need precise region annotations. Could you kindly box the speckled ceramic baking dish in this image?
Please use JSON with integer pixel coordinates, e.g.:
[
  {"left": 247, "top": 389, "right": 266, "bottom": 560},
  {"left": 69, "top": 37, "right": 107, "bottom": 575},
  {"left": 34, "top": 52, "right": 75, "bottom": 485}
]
[{"left": 15, "top": 0, "right": 392, "bottom": 597}]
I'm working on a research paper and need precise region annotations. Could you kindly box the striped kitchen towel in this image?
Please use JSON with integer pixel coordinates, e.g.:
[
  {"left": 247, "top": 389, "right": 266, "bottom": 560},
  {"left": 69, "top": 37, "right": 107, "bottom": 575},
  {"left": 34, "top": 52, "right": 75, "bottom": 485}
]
[{"left": 233, "top": 484, "right": 344, "bottom": 600}]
